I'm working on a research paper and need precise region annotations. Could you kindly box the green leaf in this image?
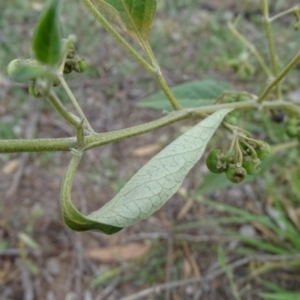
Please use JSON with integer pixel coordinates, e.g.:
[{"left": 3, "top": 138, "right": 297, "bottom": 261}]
[
  {"left": 60, "top": 109, "right": 232, "bottom": 234},
  {"left": 137, "top": 79, "right": 231, "bottom": 111},
  {"left": 32, "top": 0, "right": 62, "bottom": 64},
  {"left": 260, "top": 292, "right": 300, "bottom": 300},
  {"left": 92, "top": 0, "right": 157, "bottom": 42}
]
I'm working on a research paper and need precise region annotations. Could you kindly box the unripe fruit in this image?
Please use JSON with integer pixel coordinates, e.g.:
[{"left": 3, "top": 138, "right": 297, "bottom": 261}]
[
  {"left": 28, "top": 85, "right": 42, "bottom": 98},
  {"left": 255, "top": 142, "right": 271, "bottom": 160},
  {"left": 287, "top": 118, "right": 299, "bottom": 127},
  {"left": 226, "top": 166, "right": 247, "bottom": 183},
  {"left": 206, "top": 149, "right": 227, "bottom": 174},
  {"left": 7, "top": 58, "right": 44, "bottom": 82},
  {"left": 285, "top": 125, "right": 298, "bottom": 138},
  {"left": 73, "top": 58, "right": 87, "bottom": 73},
  {"left": 63, "top": 63, "right": 73, "bottom": 74},
  {"left": 67, "top": 43, "right": 75, "bottom": 58},
  {"left": 7, "top": 59, "right": 23, "bottom": 81},
  {"left": 242, "top": 157, "right": 261, "bottom": 175},
  {"left": 256, "top": 142, "right": 271, "bottom": 160},
  {"left": 225, "top": 115, "right": 238, "bottom": 126}
]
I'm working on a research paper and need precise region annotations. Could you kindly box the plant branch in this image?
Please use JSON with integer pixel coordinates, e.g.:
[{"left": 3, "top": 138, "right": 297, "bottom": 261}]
[
  {"left": 262, "top": 0, "right": 282, "bottom": 99},
  {"left": 81, "top": 0, "right": 155, "bottom": 75},
  {"left": 1, "top": 99, "right": 300, "bottom": 154},
  {"left": 143, "top": 41, "right": 183, "bottom": 110},
  {"left": 81, "top": 0, "right": 182, "bottom": 111},
  {"left": 269, "top": 5, "right": 300, "bottom": 22},
  {"left": 47, "top": 91, "right": 81, "bottom": 129},
  {"left": 57, "top": 74, "right": 95, "bottom": 133},
  {"left": 228, "top": 22, "right": 272, "bottom": 78},
  {"left": 258, "top": 50, "right": 300, "bottom": 103}
]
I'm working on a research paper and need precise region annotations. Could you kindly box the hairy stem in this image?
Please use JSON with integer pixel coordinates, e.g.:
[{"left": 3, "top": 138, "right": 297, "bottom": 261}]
[
  {"left": 58, "top": 74, "right": 95, "bottom": 133},
  {"left": 81, "top": 0, "right": 182, "bottom": 111},
  {"left": 269, "top": 5, "right": 300, "bottom": 22},
  {"left": 228, "top": 22, "right": 272, "bottom": 78},
  {"left": 81, "top": 0, "right": 155, "bottom": 74},
  {"left": 258, "top": 51, "right": 300, "bottom": 103},
  {"left": 47, "top": 91, "right": 81, "bottom": 129},
  {"left": 2, "top": 99, "right": 300, "bottom": 154},
  {"left": 143, "top": 41, "right": 183, "bottom": 110},
  {"left": 262, "top": 0, "right": 282, "bottom": 99}
]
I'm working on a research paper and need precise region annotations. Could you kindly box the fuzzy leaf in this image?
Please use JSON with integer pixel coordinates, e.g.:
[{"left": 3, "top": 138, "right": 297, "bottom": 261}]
[
  {"left": 137, "top": 79, "right": 231, "bottom": 111},
  {"left": 60, "top": 109, "right": 232, "bottom": 234},
  {"left": 32, "top": 0, "right": 62, "bottom": 64},
  {"left": 92, "top": 0, "right": 157, "bottom": 41}
]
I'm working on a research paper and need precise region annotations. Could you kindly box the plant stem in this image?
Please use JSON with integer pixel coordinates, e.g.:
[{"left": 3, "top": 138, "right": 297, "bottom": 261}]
[
  {"left": 272, "top": 140, "right": 299, "bottom": 153},
  {"left": 258, "top": 50, "right": 300, "bottom": 103},
  {"left": 47, "top": 91, "right": 81, "bottom": 129},
  {"left": 58, "top": 74, "right": 95, "bottom": 133},
  {"left": 269, "top": 5, "right": 300, "bottom": 22},
  {"left": 81, "top": 0, "right": 155, "bottom": 75},
  {"left": 262, "top": 0, "right": 282, "bottom": 99},
  {"left": 2, "top": 99, "right": 300, "bottom": 154},
  {"left": 143, "top": 41, "right": 183, "bottom": 110},
  {"left": 228, "top": 22, "right": 272, "bottom": 78},
  {"left": 81, "top": 0, "right": 182, "bottom": 111},
  {"left": 0, "top": 138, "right": 77, "bottom": 153}
]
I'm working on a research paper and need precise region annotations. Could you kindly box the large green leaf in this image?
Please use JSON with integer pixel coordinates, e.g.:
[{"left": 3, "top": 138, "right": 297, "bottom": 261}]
[
  {"left": 32, "top": 0, "right": 62, "bottom": 64},
  {"left": 60, "top": 109, "right": 232, "bottom": 234},
  {"left": 137, "top": 79, "right": 231, "bottom": 111},
  {"left": 92, "top": 0, "right": 157, "bottom": 42}
]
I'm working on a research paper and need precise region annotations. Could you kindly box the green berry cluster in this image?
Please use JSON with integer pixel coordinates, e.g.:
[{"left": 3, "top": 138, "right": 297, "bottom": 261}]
[
  {"left": 7, "top": 39, "right": 87, "bottom": 99},
  {"left": 206, "top": 139, "right": 271, "bottom": 184},
  {"left": 227, "top": 52, "right": 255, "bottom": 79},
  {"left": 62, "top": 40, "right": 87, "bottom": 74}
]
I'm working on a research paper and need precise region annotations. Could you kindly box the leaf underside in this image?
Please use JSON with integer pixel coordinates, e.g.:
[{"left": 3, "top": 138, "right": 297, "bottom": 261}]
[{"left": 60, "top": 109, "right": 232, "bottom": 234}]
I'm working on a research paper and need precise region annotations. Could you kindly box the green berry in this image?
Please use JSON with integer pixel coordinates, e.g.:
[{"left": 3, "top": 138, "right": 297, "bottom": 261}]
[
  {"left": 206, "top": 149, "right": 227, "bottom": 174},
  {"left": 287, "top": 118, "right": 299, "bottom": 127},
  {"left": 225, "top": 115, "right": 238, "bottom": 126},
  {"left": 242, "top": 157, "right": 261, "bottom": 175},
  {"left": 285, "top": 125, "right": 298, "bottom": 138},
  {"left": 7, "top": 58, "right": 44, "bottom": 82},
  {"left": 28, "top": 85, "right": 42, "bottom": 98},
  {"left": 73, "top": 58, "right": 87, "bottom": 73},
  {"left": 67, "top": 43, "right": 75, "bottom": 58},
  {"left": 7, "top": 59, "right": 23, "bottom": 81},
  {"left": 255, "top": 142, "right": 271, "bottom": 160},
  {"left": 63, "top": 63, "right": 73, "bottom": 74},
  {"left": 226, "top": 166, "right": 247, "bottom": 183}
]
